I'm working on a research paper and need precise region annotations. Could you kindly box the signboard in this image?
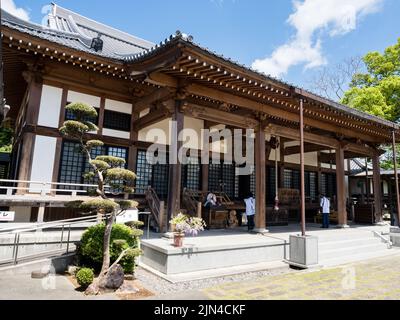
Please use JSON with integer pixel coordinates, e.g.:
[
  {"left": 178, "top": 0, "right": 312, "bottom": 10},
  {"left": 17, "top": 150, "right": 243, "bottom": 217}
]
[
  {"left": 116, "top": 209, "right": 139, "bottom": 224},
  {"left": 0, "top": 211, "right": 15, "bottom": 222}
]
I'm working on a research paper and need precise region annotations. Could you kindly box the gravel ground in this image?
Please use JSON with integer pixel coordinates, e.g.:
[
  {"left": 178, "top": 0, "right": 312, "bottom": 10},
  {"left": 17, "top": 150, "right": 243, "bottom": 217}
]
[{"left": 135, "top": 265, "right": 297, "bottom": 296}]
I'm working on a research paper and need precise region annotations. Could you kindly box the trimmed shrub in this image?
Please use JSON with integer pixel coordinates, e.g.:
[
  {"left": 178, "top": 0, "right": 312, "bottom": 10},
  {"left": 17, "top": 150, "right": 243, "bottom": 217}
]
[
  {"left": 79, "top": 223, "right": 142, "bottom": 273},
  {"left": 76, "top": 268, "right": 94, "bottom": 288}
]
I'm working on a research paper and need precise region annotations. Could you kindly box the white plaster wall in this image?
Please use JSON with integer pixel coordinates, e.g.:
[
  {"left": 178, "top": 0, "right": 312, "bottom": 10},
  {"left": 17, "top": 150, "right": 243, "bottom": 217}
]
[
  {"left": 37, "top": 85, "right": 63, "bottom": 128},
  {"left": 139, "top": 118, "right": 171, "bottom": 145},
  {"left": 182, "top": 117, "right": 204, "bottom": 150},
  {"left": 67, "top": 90, "right": 101, "bottom": 108},
  {"left": 383, "top": 180, "right": 389, "bottom": 195},
  {"left": 9, "top": 207, "right": 31, "bottom": 223},
  {"left": 284, "top": 152, "right": 318, "bottom": 167},
  {"left": 105, "top": 99, "right": 132, "bottom": 114},
  {"left": 29, "top": 136, "right": 57, "bottom": 193},
  {"left": 102, "top": 128, "right": 130, "bottom": 140}
]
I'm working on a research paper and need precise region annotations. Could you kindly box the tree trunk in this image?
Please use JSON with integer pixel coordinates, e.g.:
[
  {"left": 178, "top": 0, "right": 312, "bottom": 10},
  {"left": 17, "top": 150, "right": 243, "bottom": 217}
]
[{"left": 99, "top": 212, "right": 115, "bottom": 277}]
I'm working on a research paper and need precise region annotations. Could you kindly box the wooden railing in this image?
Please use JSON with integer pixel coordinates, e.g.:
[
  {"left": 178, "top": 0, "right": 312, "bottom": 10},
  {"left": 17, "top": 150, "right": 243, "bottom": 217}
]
[
  {"left": 0, "top": 179, "right": 147, "bottom": 198},
  {"left": 145, "top": 187, "right": 165, "bottom": 232},
  {"left": 182, "top": 188, "right": 203, "bottom": 218}
]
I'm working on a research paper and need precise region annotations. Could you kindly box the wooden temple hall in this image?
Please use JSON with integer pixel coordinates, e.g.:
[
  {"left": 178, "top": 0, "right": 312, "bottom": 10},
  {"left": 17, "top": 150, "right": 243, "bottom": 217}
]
[{"left": 1, "top": 4, "right": 400, "bottom": 232}]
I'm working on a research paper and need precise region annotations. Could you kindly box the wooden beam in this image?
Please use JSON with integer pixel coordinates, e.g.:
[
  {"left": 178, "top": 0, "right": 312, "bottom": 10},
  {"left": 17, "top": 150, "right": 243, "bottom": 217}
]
[
  {"left": 132, "top": 105, "right": 173, "bottom": 131},
  {"left": 284, "top": 143, "right": 330, "bottom": 156},
  {"left": 181, "top": 102, "right": 259, "bottom": 129},
  {"left": 133, "top": 87, "right": 174, "bottom": 113},
  {"left": 265, "top": 124, "right": 339, "bottom": 148},
  {"left": 319, "top": 151, "right": 367, "bottom": 163}
]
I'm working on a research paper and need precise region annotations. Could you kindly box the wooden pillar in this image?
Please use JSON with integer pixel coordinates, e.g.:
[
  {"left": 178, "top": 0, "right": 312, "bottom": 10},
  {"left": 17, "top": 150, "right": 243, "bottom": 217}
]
[
  {"left": 254, "top": 123, "right": 267, "bottom": 232},
  {"left": 279, "top": 138, "right": 285, "bottom": 188},
  {"left": 392, "top": 130, "right": 400, "bottom": 227},
  {"left": 336, "top": 145, "right": 348, "bottom": 227},
  {"left": 372, "top": 152, "right": 383, "bottom": 223},
  {"left": 299, "top": 99, "right": 306, "bottom": 236},
  {"left": 128, "top": 112, "right": 140, "bottom": 173},
  {"left": 201, "top": 128, "right": 209, "bottom": 193},
  {"left": 166, "top": 100, "right": 184, "bottom": 232}
]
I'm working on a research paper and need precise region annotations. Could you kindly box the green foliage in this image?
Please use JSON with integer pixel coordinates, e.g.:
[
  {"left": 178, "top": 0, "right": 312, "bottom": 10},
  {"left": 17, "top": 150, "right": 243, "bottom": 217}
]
[
  {"left": 76, "top": 268, "right": 94, "bottom": 288},
  {"left": 0, "top": 126, "right": 13, "bottom": 153},
  {"left": 116, "top": 200, "right": 137, "bottom": 210},
  {"left": 79, "top": 223, "right": 142, "bottom": 273},
  {"left": 65, "top": 102, "right": 98, "bottom": 120},
  {"left": 80, "top": 199, "right": 118, "bottom": 214},
  {"left": 126, "top": 220, "right": 144, "bottom": 229},
  {"left": 86, "top": 140, "right": 104, "bottom": 149},
  {"left": 64, "top": 200, "right": 84, "bottom": 209},
  {"left": 106, "top": 168, "right": 136, "bottom": 182},
  {"left": 343, "top": 38, "right": 400, "bottom": 122},
  {"left": 89, "top": 159, "right": 110, "bottom": 171},
  {"left": 95, "top": 156, "right": 126, "bottom": 168}
]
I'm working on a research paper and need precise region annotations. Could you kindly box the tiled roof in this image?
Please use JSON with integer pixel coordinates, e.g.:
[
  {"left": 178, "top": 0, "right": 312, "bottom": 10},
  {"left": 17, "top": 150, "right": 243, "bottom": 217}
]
[
  {"left": 1, "top": 3, "right": 153, "bottom": 61},
  {"left": 1, "top": 4, "right": 399, "bottom": 131}
]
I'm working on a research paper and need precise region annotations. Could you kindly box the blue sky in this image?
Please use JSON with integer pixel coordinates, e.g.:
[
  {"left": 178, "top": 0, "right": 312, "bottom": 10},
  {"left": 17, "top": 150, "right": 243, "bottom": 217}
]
[{"left": 3, "top": 0, "right": 400, "bottom": 95}]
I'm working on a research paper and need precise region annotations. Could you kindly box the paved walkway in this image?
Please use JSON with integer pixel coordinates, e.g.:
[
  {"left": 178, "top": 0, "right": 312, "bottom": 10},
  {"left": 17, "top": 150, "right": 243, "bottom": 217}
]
[
  {"left": 201, "top": 254, "right": 400, "bottom": 300},
  {"left": 0, "top": 274, "right": 116, "bottom": 300}
]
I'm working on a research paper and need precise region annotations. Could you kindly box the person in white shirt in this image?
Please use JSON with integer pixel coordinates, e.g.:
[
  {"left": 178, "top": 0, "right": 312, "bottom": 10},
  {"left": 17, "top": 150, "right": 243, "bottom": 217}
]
[
  {"left": 244, "top": 192, "right": 256, "bottom": 231},
  {"left": 320, "top": 194, "right": 331, "bottom": 228}
]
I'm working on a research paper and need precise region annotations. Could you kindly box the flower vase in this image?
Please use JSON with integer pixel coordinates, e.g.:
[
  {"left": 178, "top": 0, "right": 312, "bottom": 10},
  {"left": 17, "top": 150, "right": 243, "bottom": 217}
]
[{"left": 173, "top": 233, "right": 185, "bottom": 247}]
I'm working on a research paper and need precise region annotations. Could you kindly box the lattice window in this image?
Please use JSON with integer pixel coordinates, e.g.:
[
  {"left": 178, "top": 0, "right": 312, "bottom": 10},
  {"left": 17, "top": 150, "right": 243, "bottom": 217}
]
[
  {"left": 182, "top": 157, "right": 201, "bottom": 191},
  {"left": 267, "top": 166, "right": 277, "bottom": 204},
  {"left": 222, "top": 164, "right": 235, "bottom": 199},
  {"left": 284, "top": 169, "right": 292, "bottom": 189},
  {"left": 321, "top": 173, "right": 327, "bottom": 196},
  {"left": 152, "top": 162, "right": 169, "bottom": 199},
  {"left": 59, "top": 141, "right": 128, "bottom": 192},
  {"left": 208, "top": 163, "right": 222, "bottom": 192},
  {"left": 292, "top": 169, "right": 300, "bottom": 190},
  {"left": 0, "top": 162, "right": 8, "bottom": 179},
  {"left": 135, "top": 150, "right": 153, "bottom": 194},
  {"left": 250, "top": 165, "right": 256, "bottom": 196},
  {"left": 58, "top": 141, "right": 85, "bottom": 190},
  {"left": 103, "top": 110, "right": 131, "bottom": 132},
  {"left": 309, "top": 172, "right": 317, "bottom": 200}
]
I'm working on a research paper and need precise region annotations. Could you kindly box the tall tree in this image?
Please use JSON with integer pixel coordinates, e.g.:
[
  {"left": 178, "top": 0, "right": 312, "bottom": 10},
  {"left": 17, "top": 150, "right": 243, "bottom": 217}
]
[
  {"left": 342, "top": 38, "right": 400, "bottom": 122},
  {"left": 308, "top": 56, "right": 363, "bottom": 101},
  {"left": 60, "top": 102, "right": 137, "bottom": 293}
]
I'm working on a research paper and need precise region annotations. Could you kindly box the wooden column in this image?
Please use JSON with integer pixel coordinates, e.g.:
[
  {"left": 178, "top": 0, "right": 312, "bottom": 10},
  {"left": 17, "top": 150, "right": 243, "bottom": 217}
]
[
  {"left": 372, "top": 152, "right": 383, "bottom": 223},
  {"left": 254, "top": 123, "right": 267, "bottom": 232},
  {"left": 336, "top": 145, "right": 348, "bottom": 227},
  {"left": 299, "top": 99, "right": 306, "bottom": 236},
  {"left": 392, "top": 130, "right": 400, "bottom": 227},
  {"left": 128, "top": 112, "right": 140, "bottom": 173},
  {"left": 166, "top": 100, "right": 184, "bottom": 232},
  {"left": 201, "top": 127, "right": 209, "bottom": 193}
]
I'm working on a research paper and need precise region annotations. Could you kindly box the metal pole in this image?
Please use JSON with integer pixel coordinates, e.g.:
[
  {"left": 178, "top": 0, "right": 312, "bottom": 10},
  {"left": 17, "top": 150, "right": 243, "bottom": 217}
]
[
  {"left": 147, "top": 214, "right": 150, "bottom": 239},
  {"left": 60, "top": 225, "right": 64, "bottom": 249},
  {"left": 300, "top": 99, "right": 306, "bottom": 236},
  {"left": 66, "top": 225, "right": 71, "bottom": 253},
  {"left": 13, "top": 233, "right": 20, "bottom": 265},
  {"left": 392, "top": 130, "right": 400, "bottom": 227}
]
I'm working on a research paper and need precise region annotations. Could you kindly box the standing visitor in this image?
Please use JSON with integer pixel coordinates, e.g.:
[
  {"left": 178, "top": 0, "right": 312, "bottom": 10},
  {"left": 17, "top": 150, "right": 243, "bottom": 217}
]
[
  {"left": 244, "top": 192, "right": 255, "bottom": 231},
  {"left": 320, "top": 194, "right": 331, "bottom": 228}
]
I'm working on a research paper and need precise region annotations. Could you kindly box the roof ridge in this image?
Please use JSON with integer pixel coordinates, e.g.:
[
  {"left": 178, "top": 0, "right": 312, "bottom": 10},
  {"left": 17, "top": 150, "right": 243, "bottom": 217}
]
[{"left": 51, "top": 3, "right": 154, "bottom": 49}]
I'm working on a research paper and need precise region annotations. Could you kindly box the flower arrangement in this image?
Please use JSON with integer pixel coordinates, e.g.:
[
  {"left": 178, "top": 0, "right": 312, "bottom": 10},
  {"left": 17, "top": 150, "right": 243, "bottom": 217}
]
[{"left": 170, "top": 213, "right": 206, "bottom": 237}]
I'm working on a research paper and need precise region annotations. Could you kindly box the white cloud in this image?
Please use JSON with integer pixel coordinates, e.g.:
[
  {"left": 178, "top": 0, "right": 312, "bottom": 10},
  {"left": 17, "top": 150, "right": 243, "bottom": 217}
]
[
  {"left": 252, "top": 0, "right": 383, "bottom": 78},
  {"left": 2, "top": 0, "right": 30, "bottom": 21}
]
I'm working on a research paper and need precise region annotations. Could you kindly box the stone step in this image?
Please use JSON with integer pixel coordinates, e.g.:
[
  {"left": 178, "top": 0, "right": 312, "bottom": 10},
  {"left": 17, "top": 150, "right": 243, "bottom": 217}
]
[
  {"left": 320, "top": 247, "right": 400, "bottom": 267},
  {"left": 319, "top": 237, "right": 384, "bottom": 250},
  {"left": 319, "top": 242, "right": 389, "bottom": 260}
]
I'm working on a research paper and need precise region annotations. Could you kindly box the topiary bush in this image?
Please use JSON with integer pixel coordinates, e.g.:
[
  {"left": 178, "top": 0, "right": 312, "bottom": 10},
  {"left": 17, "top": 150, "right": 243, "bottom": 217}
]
[
  {"left": 79, "top": 223, "right": 142, "bottom": 273},
  {"left": 76, "top": 268, "right": 94, "bottom": 288}
]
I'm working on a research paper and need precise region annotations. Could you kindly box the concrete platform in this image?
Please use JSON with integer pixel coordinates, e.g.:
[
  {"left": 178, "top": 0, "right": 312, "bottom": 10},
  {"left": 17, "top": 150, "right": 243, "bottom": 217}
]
[{"left": 140, "top": 223, "right": 395, "bottom": 279}]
